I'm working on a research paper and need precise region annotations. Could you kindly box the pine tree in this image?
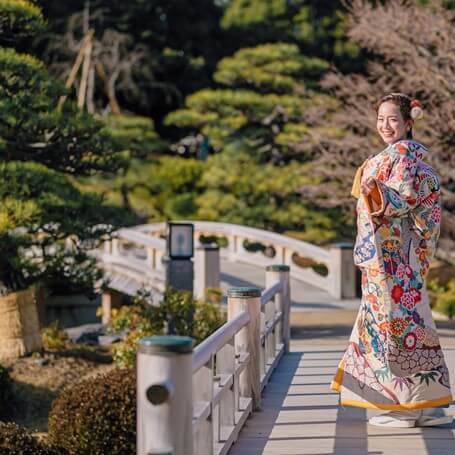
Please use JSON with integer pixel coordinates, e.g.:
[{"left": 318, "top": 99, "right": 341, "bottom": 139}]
[
  {"left": 166, "top": 42, "right": 334, "bottom": 165},
  {"left": 0, "top": 0, "right": 123, "bottom": 295}
]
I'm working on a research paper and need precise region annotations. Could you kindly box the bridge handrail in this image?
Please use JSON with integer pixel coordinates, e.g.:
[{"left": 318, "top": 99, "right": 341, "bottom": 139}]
[
  {"left": 193, "top": 310, "right": 250, "bottom": 374},
  {"left": 98, "top": 220, "right": 355, "bottom": 299},
  {"left": 135, "top": 221, "right": 331, "bottom": 262},
  {"left": 137, "top": 265, "right": 291, "bottom": 455},
  {"left": 116, "top": 227, "right": 165, "bottom": 249}
]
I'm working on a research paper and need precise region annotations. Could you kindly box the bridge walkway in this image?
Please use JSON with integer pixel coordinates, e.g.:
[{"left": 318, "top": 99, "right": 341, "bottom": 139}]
[
  {"left": 220, "top": 259, "right": 360, "bottom": 313},
  {"left": 229, "top": 339, "right": 455, "bottom": 455}
]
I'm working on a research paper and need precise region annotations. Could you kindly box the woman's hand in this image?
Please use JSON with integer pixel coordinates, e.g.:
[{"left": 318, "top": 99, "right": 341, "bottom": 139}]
[{"left": 361, "top": 176, "right": 377, "bottom": 196}]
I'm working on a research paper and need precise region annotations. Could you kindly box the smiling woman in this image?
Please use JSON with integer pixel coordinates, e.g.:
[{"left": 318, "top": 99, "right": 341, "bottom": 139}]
[{"left": 331, "top": 93, "right": 453, "bottom": 429}]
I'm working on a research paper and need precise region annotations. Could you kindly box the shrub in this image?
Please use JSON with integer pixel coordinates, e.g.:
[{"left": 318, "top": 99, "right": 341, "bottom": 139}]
[
  {"left": 48, "top": 368, "right": 135, "bottom": 455},
  {"left": 41, "top": 322, "right": 69, "bottom": 350},
  {"left": 0, "top": 422, "right": 65, "bottom": 454},
  {"left": 428, "top": 279, "right": 455, "bottom": 320},
  {"left": 0, "top": 364, "right": 11, "bottom": 421},
  {"left": 109, "top": 287, "right": 226, "bottom": 369}
]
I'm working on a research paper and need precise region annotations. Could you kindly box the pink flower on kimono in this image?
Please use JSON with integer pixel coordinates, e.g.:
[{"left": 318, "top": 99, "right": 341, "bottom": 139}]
[
  {"left": 409, "top": 288, "right": 422, "bottom": 304},
  {"left": 415, "top": 327, "right": 426, "bottom": 341},
  {"left": 396, "top": 264, "right": 407, "bottom": 280},
  {"left": 429, "top": 206, "right": 441, "bottom": 224},
  {"left": 391, "top": 285, "right": 404, "bottom": 303},
  {"left": 400, "top": 293, "right": 415, "bottom": 310},
  {"left": 405, "top": 265, "right": 413, "bottom": 278},
  {"left": 403, "top": 332, "right": 417, "bottom": 351}
]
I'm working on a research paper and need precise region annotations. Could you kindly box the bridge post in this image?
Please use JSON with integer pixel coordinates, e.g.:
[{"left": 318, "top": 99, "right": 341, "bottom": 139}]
[
  {"left": 137, "top": 336, "right": 194, "bottom": 455},
  {"left": 101, "top": 290, "right": 123, "bottom": 325},
  {"left": 329, "top": 242, "right": 356, "bottom": 299},
  {"left": 194, "top": 244, "right": 220, "bottom": 300},
  {"left": 227, "top": 287, "right": 261, "bottom": 411},
  {"left": 265, "top": 265, "right": 291, "bottom": 353}
]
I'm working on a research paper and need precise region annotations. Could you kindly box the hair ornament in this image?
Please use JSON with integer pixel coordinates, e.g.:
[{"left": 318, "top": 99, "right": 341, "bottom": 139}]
[{"left": 410, "top": 99, "right": 424, "bottom": 120}]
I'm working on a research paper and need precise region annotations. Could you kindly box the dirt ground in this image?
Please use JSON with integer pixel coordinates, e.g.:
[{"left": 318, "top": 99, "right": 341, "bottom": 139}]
[{"left": 2, "top": 346, "right": 113, "bottom": 434}]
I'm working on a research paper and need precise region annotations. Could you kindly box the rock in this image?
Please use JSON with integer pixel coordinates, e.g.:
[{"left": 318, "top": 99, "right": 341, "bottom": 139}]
[
  {"left": 65, "top": 323, "right": 105, "bottom": 345},
  {"left": 98, "top": 333, "right": 124, "bottom": 346},
  {"left": 34, "top": 358, "right": 49, "bottom": 366}
]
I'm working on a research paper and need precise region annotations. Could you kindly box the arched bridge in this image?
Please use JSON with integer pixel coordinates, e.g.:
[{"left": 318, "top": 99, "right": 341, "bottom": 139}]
[
  {"left": 96, "top": 221, "right": 359, "bottom": 312},
  {"left": 95, "top": 221, "right": 455, "bottom": 455}
]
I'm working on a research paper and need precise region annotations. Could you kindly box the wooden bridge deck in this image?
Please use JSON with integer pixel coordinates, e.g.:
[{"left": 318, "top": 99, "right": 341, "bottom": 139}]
[{"left": 229, "top": 342, "right": 455, "bottom": 455}]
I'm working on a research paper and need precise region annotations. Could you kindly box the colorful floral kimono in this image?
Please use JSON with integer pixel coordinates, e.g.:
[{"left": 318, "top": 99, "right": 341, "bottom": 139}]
[{"left": 332, "top": 140, "right": 453, "bottom": 410}]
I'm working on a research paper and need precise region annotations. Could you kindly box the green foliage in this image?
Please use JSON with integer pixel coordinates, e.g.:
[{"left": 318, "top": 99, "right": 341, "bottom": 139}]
[
  {"left": 0, "top": 1, "right": 124, "bottom": 295},
  {"left": 165, "top": 37, "right": 350, "bottom": 241},
  {"left": 0, "top": 46, "right": 121, "bottom": 175},
  {"left": 193, "top": 151, "right": 348, "bottom": 240},
  {"left": 103, "top": 114, "right": 167, "bottom": 160},
  {"left": 214, "top": 43, "right": 328, "bottom": 92},
  {"left": 48, "top": 368, "right": 135, "bottom": 455},
  {"left": 0, "top": 0, "right": 46, "bottom": 43},
  {"left": 166, "top": 42, "right": 338, "bottom": 164},
  {"left": 428, "top": 279, "right": 455, "bottom": 319},
  {"left": 41, "top": 322, "right": 69, "bottom": 350},
  {"left": 0, "top": 162, "right": 122, "bottom": 293},
  {"left": 0, "top": 422, "right": 65, "bottom": 454},
  {"left": 221, "top": 0, "right": 361, "bottom": 69},
  {"left": 85, "top": 155, "right": 204, "bottom": 220},
  {"left": 108, "top": 288, "right": 225, "bottom": 369}
]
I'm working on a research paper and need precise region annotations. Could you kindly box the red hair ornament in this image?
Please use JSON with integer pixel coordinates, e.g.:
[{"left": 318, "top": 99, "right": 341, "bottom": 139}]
[{"left": 410, "top": 99, "right": 424, "bottom": 120}]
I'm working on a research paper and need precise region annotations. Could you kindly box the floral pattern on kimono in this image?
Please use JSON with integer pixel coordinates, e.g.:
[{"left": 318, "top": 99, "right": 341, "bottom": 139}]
[{"left": 332, "top": 140, "right": 453, "bottom": 410}]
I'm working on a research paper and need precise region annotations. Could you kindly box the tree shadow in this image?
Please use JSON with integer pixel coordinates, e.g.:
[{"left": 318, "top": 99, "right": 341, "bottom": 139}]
[{"left": 3, "top": 381, "right": 57, "bottom": 432}]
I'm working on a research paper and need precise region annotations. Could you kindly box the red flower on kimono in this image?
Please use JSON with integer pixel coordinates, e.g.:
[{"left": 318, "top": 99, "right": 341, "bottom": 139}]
[
  {"left": 409, "top": 288, "right": 422, "bottom": 304},
  {"left": 376, "top": 155, "right": 392, "bottom": 181},
  {"left": 390, "top": 317, "right": 407, "bottom": 336},
  {"left": 391, "top": 285, "right": 404, "bottom": 303},
  {"left": 403, "top": 332, "right": 417, "bottom": 351},
  {"left": 395, "top": 143, "right": 408, "bottom": 155}
]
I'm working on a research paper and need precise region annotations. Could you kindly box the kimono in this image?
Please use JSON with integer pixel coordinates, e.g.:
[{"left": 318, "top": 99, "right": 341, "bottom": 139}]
[{"left": 331, "top": 139, "right": 453, "bottom": 410}]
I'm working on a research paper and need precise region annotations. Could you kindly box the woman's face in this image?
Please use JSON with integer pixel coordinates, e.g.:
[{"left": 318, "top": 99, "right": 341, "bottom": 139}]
[{"left": 376, "top": 101, "right": 411, "bottom": 144}]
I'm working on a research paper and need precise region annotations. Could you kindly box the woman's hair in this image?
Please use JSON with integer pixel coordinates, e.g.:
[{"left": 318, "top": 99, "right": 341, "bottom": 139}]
[{"left": 376, "top": 93, "right": 413, "bottom": 139}]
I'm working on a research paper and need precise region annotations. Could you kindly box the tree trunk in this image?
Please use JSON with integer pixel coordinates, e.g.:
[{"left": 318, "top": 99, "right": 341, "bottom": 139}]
[{"left": 0, "top": 287, "right": 42, "bottom": 361}]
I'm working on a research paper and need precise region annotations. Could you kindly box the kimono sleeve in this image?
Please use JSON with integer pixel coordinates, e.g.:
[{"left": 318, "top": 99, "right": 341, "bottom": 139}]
[{"left": 366, "top": 147, "right": 419, "bottom": 217}]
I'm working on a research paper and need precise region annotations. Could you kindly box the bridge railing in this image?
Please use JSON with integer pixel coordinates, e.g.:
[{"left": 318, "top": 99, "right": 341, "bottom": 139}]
[
  {"left": 135, "top": 221, "right": 355, "bottom": 299},
  {"left": 97, "top": 221, "right": 355, "bottom": 299},
  {"left": 137, "top": 265, "right": 291, "bottom": 455}
]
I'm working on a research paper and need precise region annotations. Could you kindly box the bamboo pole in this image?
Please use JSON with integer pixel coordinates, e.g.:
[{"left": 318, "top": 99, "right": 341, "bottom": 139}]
[
  {"left": 57, "top": 30, "right": 94, "bottom": 111},
  {"left": 77, "top": 34, "right": 93, "bottom": 110}
]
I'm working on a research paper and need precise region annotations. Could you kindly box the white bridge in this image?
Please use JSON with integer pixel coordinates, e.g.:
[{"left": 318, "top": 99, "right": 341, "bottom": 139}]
[
  {"left": 97, "top": 221, "right": 357, "bottom": 304},
  {"left": 93, "top": 222, "right": 455, "bottom": 455}
]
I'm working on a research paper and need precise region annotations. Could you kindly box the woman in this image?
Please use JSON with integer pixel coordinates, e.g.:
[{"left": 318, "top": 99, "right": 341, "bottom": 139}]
[{"left": 331, "top": 93, "right": 453, "bottom": 428}]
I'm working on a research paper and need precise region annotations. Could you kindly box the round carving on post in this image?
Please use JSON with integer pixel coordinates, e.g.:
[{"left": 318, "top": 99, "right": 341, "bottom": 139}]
[{"left": 146, "top": 383, "right": 171, "bottom": 405}]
